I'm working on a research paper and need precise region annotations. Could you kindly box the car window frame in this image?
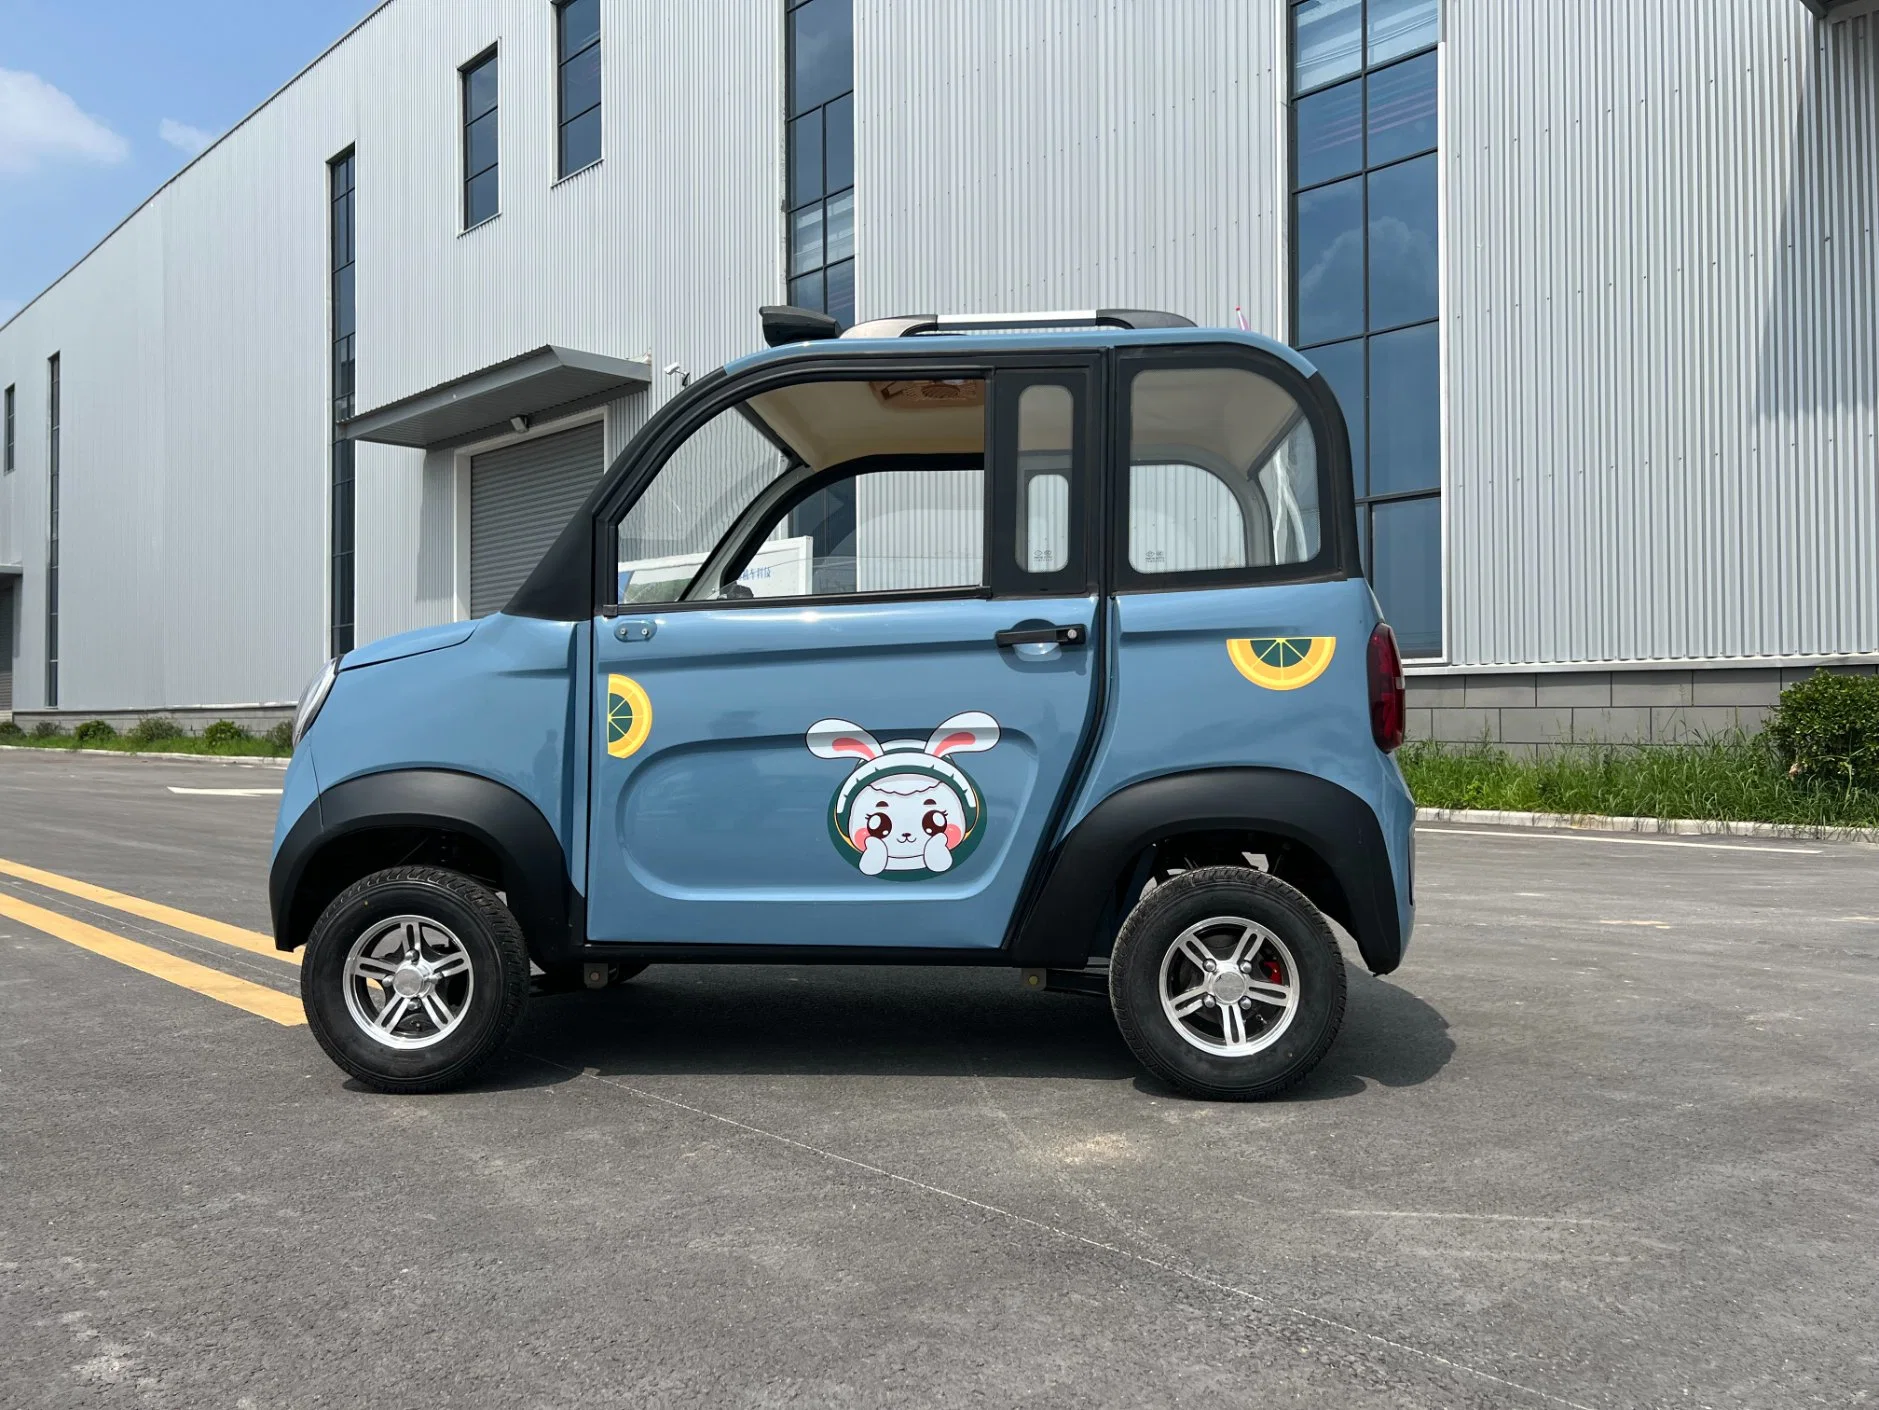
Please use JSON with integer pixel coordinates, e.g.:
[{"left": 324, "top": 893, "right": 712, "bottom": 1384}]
[
  {"left": 985, "top": 361, "right": 1103, "bottom": 600},
  {"left": 1110, "top": 342, "right": 1357, "bottom": 595},
  {"left": 593, "top": 357, "right": 992, "bottom": 615},
  {"left": 591, "top": 350, "right": 1109, "bottom": 616}
]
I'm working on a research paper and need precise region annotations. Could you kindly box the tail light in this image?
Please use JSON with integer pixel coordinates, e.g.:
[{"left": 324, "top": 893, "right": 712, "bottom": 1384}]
[{"left": 1367, "top": 623, "right": 1406, "bottom": 752}]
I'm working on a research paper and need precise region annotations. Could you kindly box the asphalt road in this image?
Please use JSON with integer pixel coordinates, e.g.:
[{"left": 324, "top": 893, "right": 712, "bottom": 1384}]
[{"left": 1, "top": 749, "right": 1875, "bottom": 1409}]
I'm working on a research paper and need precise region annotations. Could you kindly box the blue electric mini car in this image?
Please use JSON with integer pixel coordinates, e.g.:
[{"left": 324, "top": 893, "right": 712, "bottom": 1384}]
[{"left": 270, "top": 307, "right": 1414, "bottom": 1100}]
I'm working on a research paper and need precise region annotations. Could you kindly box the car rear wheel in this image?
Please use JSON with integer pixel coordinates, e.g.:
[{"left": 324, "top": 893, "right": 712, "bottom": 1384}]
[
  {"left": 301, "top": 866, "right": 529, "bottom": 1093},
  {"left": 1109, "top": 866, "right": 1346, "bottom": 1100}
]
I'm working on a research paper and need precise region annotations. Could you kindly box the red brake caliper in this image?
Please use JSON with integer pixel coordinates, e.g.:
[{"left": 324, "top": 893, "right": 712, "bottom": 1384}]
[{"left": 1261, "top": 955, "right": 1285, "bottom": 986}]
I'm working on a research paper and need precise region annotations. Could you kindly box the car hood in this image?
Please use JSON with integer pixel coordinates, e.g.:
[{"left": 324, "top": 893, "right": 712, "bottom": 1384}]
[{"left": 340, "top": 619, "right": 479, "bottom": 670}]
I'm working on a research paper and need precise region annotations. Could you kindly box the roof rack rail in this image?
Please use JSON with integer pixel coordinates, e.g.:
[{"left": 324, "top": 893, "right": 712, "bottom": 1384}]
[{"left": 842, "top": 309, "right": 1195, "bottom": 339}]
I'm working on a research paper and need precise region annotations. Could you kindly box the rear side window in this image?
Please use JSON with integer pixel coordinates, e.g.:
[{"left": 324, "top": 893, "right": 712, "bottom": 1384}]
[{"left": 1121, "top": 363, "right": 1323, "bottom": 586}]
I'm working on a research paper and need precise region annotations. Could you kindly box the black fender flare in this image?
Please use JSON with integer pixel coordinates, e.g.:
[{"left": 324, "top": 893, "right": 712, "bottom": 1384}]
[
  {"left": 269, "top": 768, "right": 582, "bottom": 963},
  {"left": 1006, "top": 767, "right": 1404, "bottom": 975}
]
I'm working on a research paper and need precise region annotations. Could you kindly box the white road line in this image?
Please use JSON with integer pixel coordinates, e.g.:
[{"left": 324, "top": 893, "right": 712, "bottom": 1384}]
[
  {"left": 1416, "top": 826, "right": 1819, "bottom": 855},
  {"left": 165, "top": 786, "right": 283, "bottom": 797}
]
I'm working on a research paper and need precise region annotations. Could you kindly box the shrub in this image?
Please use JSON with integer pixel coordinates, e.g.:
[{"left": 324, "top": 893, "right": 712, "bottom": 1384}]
[
  {"left": 0, "top": 719, "right": 23, "bottom": 740},
  {"left": 73, "top": 719, "right": 118, "bottom": 743},
  {"left": 201, "top": 719, "right": 251, "bottom": 747},
  {"left": 1766, "top": 670, "right": 1879, "bottom": 791},
  {"left": 31, "top": 720, "right": 64, "bottom": 739},
  {"left": 128, "top": 715, "right": 183, "bottom": 746},
  {"left": 263, "top": 721, "right": 294, "bottom": 752}
]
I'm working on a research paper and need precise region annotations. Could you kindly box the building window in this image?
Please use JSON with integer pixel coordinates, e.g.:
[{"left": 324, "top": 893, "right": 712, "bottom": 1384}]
[
  {"left": 45, "top": 354, "right": 60, "bottom": 706},
  {"left": 1290, "top": 0, "right": 1441, "bottom": 657},
  {"left": 4, "top": 384, "right": 14, "bottom": 473},
  {"left": 329, "top": 149, "right": 356, "bottom": 656},
  {"left": 785, "top": 0, "right": 854, "bottom": 326},
  {"left": 462, "top": 48, "right": 499, "bottom": 228},
  {"left": 555, "top": 0, "right": 601, "bottom": 179}
]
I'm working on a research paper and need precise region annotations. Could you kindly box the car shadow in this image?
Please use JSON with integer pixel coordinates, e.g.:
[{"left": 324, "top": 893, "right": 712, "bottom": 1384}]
[{"left": 453, "top": 957, "right": 1452, "bottom": 1100}]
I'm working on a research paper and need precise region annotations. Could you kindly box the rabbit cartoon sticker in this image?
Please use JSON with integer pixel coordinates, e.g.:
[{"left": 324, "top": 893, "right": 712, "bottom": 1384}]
[{"left": 806, "top": 712, "right": 1001, "bottom": 877}]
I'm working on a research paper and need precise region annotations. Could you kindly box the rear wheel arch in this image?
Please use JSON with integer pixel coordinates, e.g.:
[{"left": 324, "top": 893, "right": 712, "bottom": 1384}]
[
  {"left": 1007, "top": 767, "right": 1403, "bottom": 975},
  {"left": 270, "top": 769, "right": 580, "bottom": 967}
]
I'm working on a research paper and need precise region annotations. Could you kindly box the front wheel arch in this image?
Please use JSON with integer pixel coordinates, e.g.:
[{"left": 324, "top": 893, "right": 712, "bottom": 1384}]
[{"left": 270, "top": 769, "right": 582, "bottom": 968}]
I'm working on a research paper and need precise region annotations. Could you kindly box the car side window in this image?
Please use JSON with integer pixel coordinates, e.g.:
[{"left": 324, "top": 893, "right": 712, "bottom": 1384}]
[
  {"left": 1015, "top": 384, "right": 1074, "bottom": 575},
  {"left": 1129, "top": 460, "right": 1249, "bottom": 574},
  {"left": 1121, "top": 362, "right": 1323, "bottom": 585},
  {"left": 615, "top": 403, "right": 792, "bottom": 603},
  {"left": 758, "top": 464, "right": 985, "bottom": 598},
  {"left": 613, "top": 375, "right": 987, "bottom": 605}
]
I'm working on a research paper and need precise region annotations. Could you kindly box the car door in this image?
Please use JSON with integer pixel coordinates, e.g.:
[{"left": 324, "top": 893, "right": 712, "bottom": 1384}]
[
  {"left": 584, "top": 356, "right": 1104, "bottom": 952},
  {"left": 1066, "top": 342, "right": 1389, "bottom": 829}
]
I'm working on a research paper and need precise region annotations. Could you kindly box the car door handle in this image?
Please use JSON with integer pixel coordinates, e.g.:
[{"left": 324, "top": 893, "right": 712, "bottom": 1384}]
[{"left": 995, "top": 623, "right": 1087, "bottom": 649}]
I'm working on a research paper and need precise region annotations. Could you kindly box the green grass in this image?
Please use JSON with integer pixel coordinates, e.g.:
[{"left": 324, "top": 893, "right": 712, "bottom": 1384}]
[
  {"left": 0, "top": 732, "right": 290, "bottom": 758},
  {"left": 1399, "top": 737, "right": 1879, "bottom": 829}
]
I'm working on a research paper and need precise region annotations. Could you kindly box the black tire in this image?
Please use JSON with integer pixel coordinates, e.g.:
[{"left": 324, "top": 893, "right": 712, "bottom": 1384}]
[
  {"left": 533, "top": 960, "right": 649, "bottom": 994},
  {"left": 1109, "top": 866, "right": 1346, "bottom": 1101},
  {"left": 300, "top": 866, "right": 530, "bottom": 1094}
]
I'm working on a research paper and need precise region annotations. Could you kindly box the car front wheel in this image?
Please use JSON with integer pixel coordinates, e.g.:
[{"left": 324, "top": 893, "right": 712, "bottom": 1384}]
[
  {"left": 301, "top": 866, "right": 530, "bottom": 1093},
  {"left": 1109, "top": 866, "right": 1346, "bottom": 1100}
]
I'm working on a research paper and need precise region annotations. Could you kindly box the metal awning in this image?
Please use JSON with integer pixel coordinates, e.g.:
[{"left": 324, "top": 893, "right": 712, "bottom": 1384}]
[
  {"left": 1801, "top": 0, "right": 1867, "bottom": 15},
  {"left": 0, "top": 562, "right": 22, "bottom": 579},
  {"left": 344, "top": 345, "right": 652, "bottom": 450}
]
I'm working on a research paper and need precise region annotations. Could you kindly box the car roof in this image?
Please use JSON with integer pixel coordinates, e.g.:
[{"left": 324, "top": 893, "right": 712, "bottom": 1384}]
[{"left": 722, "top": 325, "right": 1322, "bottom": 382}]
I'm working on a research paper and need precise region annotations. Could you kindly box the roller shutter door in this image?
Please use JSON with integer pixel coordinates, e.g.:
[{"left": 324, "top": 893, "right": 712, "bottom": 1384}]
[{"left": 469, "top": 423, "right": 605, "bottom": 617}]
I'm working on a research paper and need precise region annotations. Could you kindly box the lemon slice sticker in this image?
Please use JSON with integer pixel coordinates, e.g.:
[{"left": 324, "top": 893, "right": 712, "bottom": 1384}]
[
  {"left": 1227, "top": 636, "right": 1336, "bottom": 691},
  {"left": 606, "top": 674, "right": 653, "bottom": 758}
]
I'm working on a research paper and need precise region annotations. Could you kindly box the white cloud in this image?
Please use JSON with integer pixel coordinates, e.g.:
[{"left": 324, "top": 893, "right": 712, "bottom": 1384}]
[
  {"left": 158, "top": 118, "right": 216, "bottom": 157},
  {"left": 0, "top": 68, "right": 128, "bottom": 175}
]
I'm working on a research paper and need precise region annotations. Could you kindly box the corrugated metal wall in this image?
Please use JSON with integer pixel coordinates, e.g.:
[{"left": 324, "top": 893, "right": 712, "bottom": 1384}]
[
  {"left": 1445, "top": 0, "right": 1879, "bottom": 666},
  {"left": 0, "top": 0, "right": 780, "bottom": 710},
  {"left": 0, "top": 583, "right": 13, "bottom": 710},
  {"left": 2, "top": 0, "right": 1874, "bottom": 709},
  {"left": 854, "top": 0, "right": 1290, "bottom": 334}
]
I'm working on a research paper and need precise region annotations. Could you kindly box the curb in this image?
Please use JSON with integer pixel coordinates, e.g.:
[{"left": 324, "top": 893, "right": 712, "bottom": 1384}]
[
  {"left": 0, "top": 744, "right": 289, "bottom": 769},
  {"left": 1415, "top": 806, "right": 1879, "bottom": 845}
]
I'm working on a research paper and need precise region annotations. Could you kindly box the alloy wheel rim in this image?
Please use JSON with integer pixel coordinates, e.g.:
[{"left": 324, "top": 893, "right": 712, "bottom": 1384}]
[
  {"left": 1157, "top": 915, "right": 1300, "bottom": 1057},
  {"left": 341, "top": 914, "right": 475, "bottom": 1051}
]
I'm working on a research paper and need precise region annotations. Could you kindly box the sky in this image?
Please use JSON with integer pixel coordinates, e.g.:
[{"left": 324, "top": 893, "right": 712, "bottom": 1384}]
[{"left": 0, "top": 0, "right": 380, "bottom": 324}]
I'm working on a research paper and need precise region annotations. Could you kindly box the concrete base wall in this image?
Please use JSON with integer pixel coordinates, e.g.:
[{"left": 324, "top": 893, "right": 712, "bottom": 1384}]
[{"left": 1406, "top": 663, "right": 1879, "bottom": 753}]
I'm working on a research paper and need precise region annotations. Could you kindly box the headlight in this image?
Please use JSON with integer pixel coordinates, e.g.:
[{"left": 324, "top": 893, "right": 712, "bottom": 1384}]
[{"left": 291, "top": 657, "right": 340, "bottom": 747}]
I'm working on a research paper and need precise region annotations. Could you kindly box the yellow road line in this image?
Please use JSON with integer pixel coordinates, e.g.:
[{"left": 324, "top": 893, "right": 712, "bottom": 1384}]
[
  {"left": 0, "top": 891, "right": 305, "bottom": 1027},
  {"left": 0, "top": 856, "right": 295, "bottom": 966}
]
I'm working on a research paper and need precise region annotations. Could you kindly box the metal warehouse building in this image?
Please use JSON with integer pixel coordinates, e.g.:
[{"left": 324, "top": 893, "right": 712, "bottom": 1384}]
[{"left": 1, "top": 0, "right": 1875, "bottom": 744}]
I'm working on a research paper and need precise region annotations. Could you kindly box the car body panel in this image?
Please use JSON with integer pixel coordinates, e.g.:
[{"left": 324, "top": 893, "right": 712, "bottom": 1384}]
[
  {"left": 339, "top": 619, "right": 478, "bottom": 669},
  {"left": 308, "top": 613, "right": 581, "bottom": 860},
  {"left": 272, "top": 742, "right": 323, "bottom": 855},
  {"left": 584, "top": 594, "right": 1100, "bottom": 948},
  {"left": 1064, "top": 578, "right": 1415, "bottom": 957}
]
